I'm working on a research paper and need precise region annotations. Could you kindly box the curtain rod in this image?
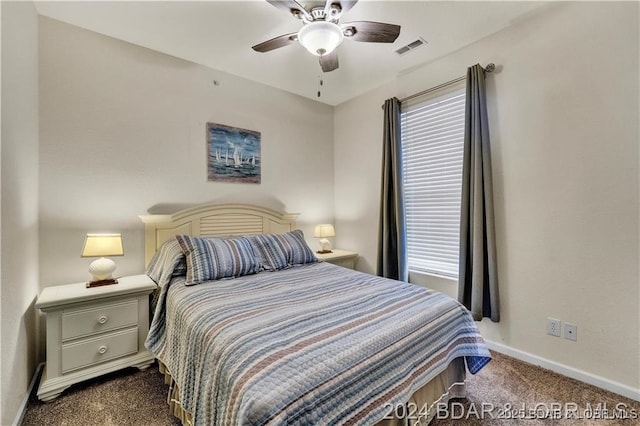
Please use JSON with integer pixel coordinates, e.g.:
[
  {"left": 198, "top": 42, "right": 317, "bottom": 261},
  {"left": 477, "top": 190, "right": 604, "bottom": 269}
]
[{"left": 386, "top": 63, "right": 496, "bottom": 108}]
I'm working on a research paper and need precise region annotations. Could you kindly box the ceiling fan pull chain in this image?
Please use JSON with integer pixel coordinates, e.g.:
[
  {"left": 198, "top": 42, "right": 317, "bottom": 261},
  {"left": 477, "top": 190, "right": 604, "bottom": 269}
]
[{"left": 317, "top": 75, "right": 323, "bottom": 98}]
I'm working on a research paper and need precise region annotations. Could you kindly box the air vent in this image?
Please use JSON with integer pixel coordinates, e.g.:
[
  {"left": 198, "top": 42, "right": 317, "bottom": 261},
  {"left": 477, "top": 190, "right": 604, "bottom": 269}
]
[{"left": 395, "top": 38, "right": 427, "bottom": 55}]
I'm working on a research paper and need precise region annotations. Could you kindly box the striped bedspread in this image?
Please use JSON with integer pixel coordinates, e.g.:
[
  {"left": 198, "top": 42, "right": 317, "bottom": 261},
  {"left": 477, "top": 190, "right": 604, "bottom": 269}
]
[{"left": 146, "top": 262, "right": 491, "bottom": 425}]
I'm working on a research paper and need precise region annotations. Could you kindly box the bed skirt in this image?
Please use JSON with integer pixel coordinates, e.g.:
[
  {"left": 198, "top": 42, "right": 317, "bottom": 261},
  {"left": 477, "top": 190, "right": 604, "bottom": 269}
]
[{"left": 158, "top": 358, "right": 467, "bottom": 425}]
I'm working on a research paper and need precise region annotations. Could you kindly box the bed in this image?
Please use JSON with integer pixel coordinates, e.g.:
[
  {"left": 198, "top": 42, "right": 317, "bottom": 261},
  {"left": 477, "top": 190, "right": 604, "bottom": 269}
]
[{"left": 140, "top": 203, "right": 491, "bottom": 425}]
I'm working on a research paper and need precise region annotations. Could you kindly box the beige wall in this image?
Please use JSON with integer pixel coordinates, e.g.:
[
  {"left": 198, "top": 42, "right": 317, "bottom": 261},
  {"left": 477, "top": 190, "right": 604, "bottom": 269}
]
[
  {"left": 1, "top": 1, "right": 40, "bottom": 424},
  {"left": 334, "top": 2, "right": 639, "bottom": 396},
  {"left": 38, "top": 17, "right": 335, "bottom": 287}
]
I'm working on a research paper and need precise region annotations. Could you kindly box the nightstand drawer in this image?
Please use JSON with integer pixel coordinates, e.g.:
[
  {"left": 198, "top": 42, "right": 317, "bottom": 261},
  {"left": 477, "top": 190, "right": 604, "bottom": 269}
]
[
  {"left": 62, "top": 328, "right": 138, "bottom": 373},
  {"left": 62, "top": 299, "right": 138, "bottom": 341}
]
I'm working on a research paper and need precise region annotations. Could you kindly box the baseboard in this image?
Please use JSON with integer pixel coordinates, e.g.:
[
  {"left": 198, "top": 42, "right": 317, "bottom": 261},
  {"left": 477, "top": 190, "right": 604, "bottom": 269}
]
[
  {"left": 12, "top": 362, "right": 44, "bottom": 426},
  {"left": 485, "top": 340, "right": 640, "bottom": 402}
]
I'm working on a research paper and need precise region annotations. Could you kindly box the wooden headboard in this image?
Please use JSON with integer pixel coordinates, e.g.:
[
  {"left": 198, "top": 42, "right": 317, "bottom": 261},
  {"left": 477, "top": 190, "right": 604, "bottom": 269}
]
[{"left": 139, "top": 203, "right": 298, "bottom": 266}]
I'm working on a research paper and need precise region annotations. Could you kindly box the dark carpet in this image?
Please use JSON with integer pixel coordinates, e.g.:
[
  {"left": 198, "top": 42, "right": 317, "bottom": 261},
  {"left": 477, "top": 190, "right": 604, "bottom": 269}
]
[{"left": 22, "top": 352, "right": 639, "bottom": 425}]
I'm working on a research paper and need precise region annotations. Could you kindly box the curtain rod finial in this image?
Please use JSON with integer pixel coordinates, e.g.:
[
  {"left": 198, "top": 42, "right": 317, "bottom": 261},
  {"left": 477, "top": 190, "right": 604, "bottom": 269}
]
[{"left": 484, "top": 63, "right": 496, "bottom": 73}]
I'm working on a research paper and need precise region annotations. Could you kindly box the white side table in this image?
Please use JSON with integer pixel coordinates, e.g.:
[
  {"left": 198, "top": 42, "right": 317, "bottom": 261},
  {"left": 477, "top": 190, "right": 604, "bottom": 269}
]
[
  {"left": 36, "top": 274, "right": 157, "bottom": 401},
  {"left": 316, "top": 249, "right": 358, "bottom": 269}
]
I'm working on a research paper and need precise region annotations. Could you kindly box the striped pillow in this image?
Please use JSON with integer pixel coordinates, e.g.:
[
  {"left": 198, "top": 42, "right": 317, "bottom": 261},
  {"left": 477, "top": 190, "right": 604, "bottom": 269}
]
[
  {"left": 175, "top": 235, "right": 260, "bottom": 285},
  {"left": 248, "top": 230, "right": 317, "bottom": 271},
  {"left": 247, "top": 234, "right": 289, "bottom": 270},
  {"left": 285, "top": 229, "right": 319, "bottom": 265}
]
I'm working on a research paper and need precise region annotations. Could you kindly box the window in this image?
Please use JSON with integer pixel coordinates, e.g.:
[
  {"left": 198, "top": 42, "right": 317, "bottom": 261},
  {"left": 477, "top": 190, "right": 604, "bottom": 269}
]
[{"left": 401, "top": 86, "right": 465, "bottom": 278}]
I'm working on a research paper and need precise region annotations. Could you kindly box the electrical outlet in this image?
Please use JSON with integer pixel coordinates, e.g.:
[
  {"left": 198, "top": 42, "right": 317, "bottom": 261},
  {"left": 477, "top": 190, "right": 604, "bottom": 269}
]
[
  {"left": 547, "top": 318, "right": 561, "bottom": 337},
  {"left": 564, "top": 323, "right": 577, "bottom": 341}
]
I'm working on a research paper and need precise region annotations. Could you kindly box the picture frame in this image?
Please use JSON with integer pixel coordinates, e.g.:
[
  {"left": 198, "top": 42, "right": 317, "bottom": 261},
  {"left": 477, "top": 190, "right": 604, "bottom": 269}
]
[{"left": 206, "top": 122, "right": 261, "bottom": 184}]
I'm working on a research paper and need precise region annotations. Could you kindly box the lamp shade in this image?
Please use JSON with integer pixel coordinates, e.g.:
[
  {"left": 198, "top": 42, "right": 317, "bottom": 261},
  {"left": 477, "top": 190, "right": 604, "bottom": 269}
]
[
  {"left": 81, "top": 234, "right": 124, "bottom": 258},
  {"left": 314, "top": 224, "right": 336, "bottom": 238},
  {"left": 298, "top": 21, "right": 344, "bottom": 56}
]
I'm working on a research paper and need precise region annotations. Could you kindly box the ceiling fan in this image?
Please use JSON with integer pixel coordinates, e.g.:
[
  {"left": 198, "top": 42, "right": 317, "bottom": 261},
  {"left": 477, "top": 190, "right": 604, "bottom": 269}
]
[{"left": 252, "top": 0, "right": 401, "bottom": 72}]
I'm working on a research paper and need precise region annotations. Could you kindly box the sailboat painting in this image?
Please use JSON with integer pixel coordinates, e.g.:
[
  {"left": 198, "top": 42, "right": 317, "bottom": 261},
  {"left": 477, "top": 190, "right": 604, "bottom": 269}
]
[{"left": 207, "top": 122, "right": 261, "bottom": 184}]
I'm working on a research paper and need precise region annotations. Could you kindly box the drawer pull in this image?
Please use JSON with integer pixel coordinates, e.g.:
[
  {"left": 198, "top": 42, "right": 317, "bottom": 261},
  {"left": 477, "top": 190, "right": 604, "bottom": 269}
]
[
  {"left": 98, "top": 315, "right": 108, "bottom": 324},
  {"left": 98, "top": 345, "right": 108, "bottom": 355}
]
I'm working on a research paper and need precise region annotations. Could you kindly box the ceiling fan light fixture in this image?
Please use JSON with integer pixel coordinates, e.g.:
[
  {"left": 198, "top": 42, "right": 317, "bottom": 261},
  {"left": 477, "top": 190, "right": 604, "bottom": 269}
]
[{"left": 298, "top": 21, "right": 344, "bottom": 56}]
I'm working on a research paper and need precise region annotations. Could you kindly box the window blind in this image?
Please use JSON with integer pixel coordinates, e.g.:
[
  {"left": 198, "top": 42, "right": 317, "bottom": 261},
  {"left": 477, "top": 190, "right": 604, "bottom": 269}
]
[{"left": 401, "top": 87, "right": 465, "bottom": 278}]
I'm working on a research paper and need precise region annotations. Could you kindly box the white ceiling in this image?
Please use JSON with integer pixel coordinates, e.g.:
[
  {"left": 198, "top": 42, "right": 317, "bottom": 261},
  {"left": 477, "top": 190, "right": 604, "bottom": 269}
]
[{"left": 34, "top": 0, "right": 548, "bottom": 106}]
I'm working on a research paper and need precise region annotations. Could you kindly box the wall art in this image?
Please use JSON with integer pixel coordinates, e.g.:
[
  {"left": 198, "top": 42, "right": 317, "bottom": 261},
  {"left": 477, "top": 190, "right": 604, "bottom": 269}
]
[{"left": 207, "top": 122, "right": 261, "bottom": 184}]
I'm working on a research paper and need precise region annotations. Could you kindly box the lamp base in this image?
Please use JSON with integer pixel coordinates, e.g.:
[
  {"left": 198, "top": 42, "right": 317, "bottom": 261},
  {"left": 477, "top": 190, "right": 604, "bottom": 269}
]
[
  {"left": 317, "top": 237, "right": 332, "bottom": 254},
  {"left": 86, "top": 278, "right": 119, "bottom": 288},
  {"left": 88, "top": 257, "right": 117, "bottom": 282}
]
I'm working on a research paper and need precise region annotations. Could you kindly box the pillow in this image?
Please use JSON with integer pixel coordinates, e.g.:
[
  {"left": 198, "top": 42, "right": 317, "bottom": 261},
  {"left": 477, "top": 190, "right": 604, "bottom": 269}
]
[
  {"left": 175, "top": 235, "right": 260, "bottom": 285},
  {"left": 247, "top": 234, "right": 289, "bottom": 271},
  {"left": 248, "top": 230, "right": 317, "bottom": 271},
  {"left": 173, "top": 258, "right": 188, "bottom": 276},
  {"left": 146, "top": 238, "right": 187, "bottom": 287},
  {"left": 284, "top": 229, "right": 318, "bottom": 265}
]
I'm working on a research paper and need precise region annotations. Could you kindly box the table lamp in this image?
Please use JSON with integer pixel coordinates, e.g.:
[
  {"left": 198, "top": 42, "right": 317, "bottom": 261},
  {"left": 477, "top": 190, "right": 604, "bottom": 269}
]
[
  {"left": 81, "top": 233, "right": 124, "bottom": 288},
  {"left": 313, "top": 224, "right": 335, "bottom": 254}
]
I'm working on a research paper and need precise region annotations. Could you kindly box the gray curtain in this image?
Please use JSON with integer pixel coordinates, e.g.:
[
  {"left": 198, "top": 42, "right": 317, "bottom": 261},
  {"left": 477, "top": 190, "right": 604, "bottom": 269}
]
[
  {"left": 458, "top": 64, "right": 500, "bottom": 322},
  {"left": 377, "top": 97, "right": 407, "bottom": 281}
]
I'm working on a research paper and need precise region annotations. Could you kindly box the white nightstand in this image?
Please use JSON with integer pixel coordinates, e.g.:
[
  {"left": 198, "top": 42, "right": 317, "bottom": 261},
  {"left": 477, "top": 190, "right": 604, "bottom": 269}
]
[
  {"left": 36, "top": 274, "right": 157, "bottom": 401},
  {"left": 316, "top": 249, "right": 358, "bottom": 269}
]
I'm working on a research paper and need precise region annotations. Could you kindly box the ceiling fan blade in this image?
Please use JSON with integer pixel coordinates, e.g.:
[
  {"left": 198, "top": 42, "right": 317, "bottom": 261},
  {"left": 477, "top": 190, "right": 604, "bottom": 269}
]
[
  {"left": 323, "top": 0, "right": 334, "bottom": 18},
  {"left": 337, "top": 0, "right": 358, "bottom": 14},
  {"left": 252, "top": 32, "right": 298, "bottom": 52},
  {"left": 266, "top": 1, "right": 312, "bottom": 20},
  {"left": 342, "top": 21, "right": 401, "bottom": 43},
  {"left": 319, "top": 51, "right": 339, "bottom": 72}
]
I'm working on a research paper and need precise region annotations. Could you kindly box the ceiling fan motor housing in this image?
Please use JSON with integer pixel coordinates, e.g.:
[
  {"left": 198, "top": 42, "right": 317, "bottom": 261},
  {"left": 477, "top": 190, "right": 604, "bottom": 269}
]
[{"left": 301, "top": 5, "right": 342, "bottom": 23}]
